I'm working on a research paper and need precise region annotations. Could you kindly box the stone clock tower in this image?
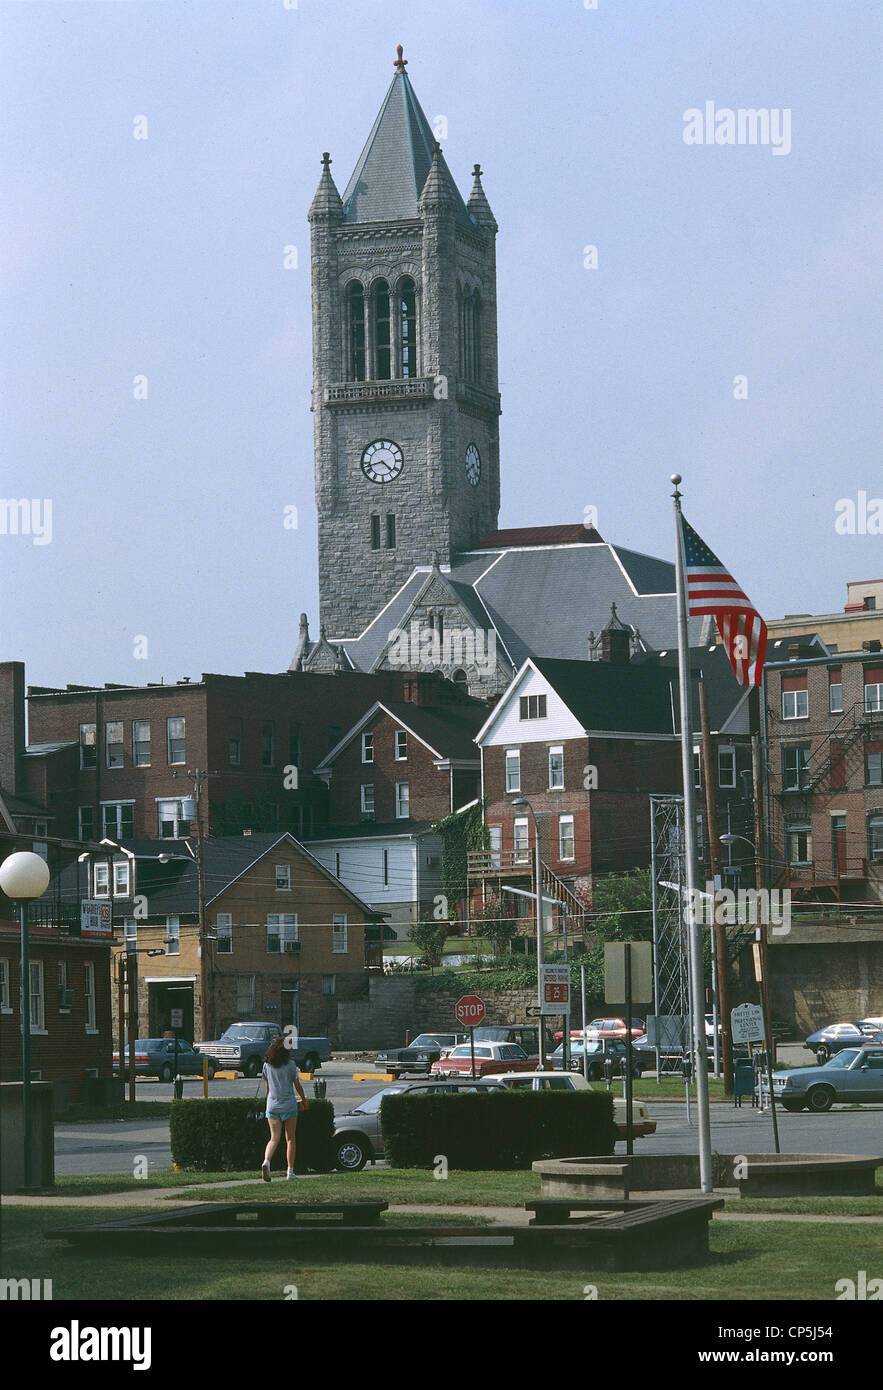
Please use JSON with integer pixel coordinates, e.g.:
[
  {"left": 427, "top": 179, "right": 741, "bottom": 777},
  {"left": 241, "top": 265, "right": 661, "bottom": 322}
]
[{"left": 308, "top": 47, "right": 501, "bottom": 638}]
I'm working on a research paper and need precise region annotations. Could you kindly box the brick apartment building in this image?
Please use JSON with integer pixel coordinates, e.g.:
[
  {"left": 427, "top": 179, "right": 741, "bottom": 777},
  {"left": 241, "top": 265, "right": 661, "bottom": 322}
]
[{"left": 764, "top": 640, "right": 883, "bottom": 900}]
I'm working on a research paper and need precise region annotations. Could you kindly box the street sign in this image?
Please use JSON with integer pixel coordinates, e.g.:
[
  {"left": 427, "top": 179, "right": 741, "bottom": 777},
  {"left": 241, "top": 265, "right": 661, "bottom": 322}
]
[
  {"left": 455, "top": 994, "right": 486, "bottom": 1028},
  {"left": 526, "top": 1005, "right": 543, "bottom": 1017},
  {"left": 540, "top": 964, "right": 570, "bottom": 1014},
  {"left": 604, "top": 941, "right": 653, "bottom": 1003},
  {"left": 80, "top": 899, "right": 113, "bottom": 939},
  {"left": 170, "top": 1008, "right": 184, "bottom": 1029},
  {"left": 731, "top": 1002, "right": 765, "bottom": 1044}
]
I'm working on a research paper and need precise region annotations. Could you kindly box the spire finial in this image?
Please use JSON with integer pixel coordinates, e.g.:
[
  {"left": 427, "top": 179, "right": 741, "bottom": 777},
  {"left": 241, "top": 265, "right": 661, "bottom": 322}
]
[
  {"left": 321, "top": 152, "right": 331, "bottom": 169},
  {"left": 394, "top": 44, "right": 407, "bottom": 73},
  {"left": 472, "top": 163, "right": 483, "bottom": 179},
  {"left": 432, "top": 140, "right": 442, "bottom": 158}
]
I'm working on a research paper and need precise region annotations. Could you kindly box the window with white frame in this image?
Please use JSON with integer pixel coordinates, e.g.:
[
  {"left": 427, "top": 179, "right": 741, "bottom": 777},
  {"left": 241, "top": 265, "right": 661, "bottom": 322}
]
[
  {"left": 782, "top": 688, "right": 809, "bottom": 720},
  {"left": 395, "top": 781, "right": 410, "bottom": 819},
  {"left": 332, "top": 914, "right": 348, "bottom": 953},
  {"left": 865, "top": 677, "right": 883, "bottom": 713},
  {"left": 322, "top": 974, "right": 337, "bottom": 996},
  {"left": 548, "top": 747, "right": 564, "bottom": 790},
  {"left": 519, "top": 694, "right": 547, "bottom": 720},
  {"left": 267, "top": 913, "right": 298, "bottom": 953},
  {"left": 105, "top": 721, "right": 124, "bottom": 768},
  {"left": 165, "top": 916, "right": 180, "bottom": 955},
  {"left": 395, "top": 730, "right": 407, "bottom": 760},
  {"left": 505, "top": 749, "right": 520, "bottom": 792},
  {"left": 113, "top": 858, "right": 131, "bottom": 898},
  {"left": 513, "top": 817, "right": 529, "bottom": 861},
  {"left": 84, "top": 962, "right": 96, "bottom": 1030},
  {"left": 94, "top": 862, "right": 110, "bottom": 898},
  {"left": 829, "top": 672, "right": 843, "bottom": 713},
  {"left": 718, "top": 747, "right": 736, "bottom": 788},
  {"left": 558, "top": 813, "right": 575, "bottom": 860},
  {"left": 275, "top": 864, "right": 291, "bottom": 891},
  {"left": 29, "top": 960, "right": 45, "bottom": 1031},
  {"left": 361, "top": 784, "right": 375, "bottom": 817},
  {"left": 58, "top": 960, "right": 68, "bottom": 991},
  {"left": 157, "top": 799, "right": 189, "bottom": 838},
  {"left": 0, "top": 959, "right": 10, "bottom": 1011},
  {"left": 782, "top": 745, "right": 810, "bottom": 791},
  {"left": 79, "top": 722, "right": 97, "bottom": 769},
  {"left": 123, "top": 919, "right": 137, "bottom": 947},
  {"left": 216, "top": 913, "right": 233, "bottom": 954},
  {"left": 786, "top": 823, "right": 813, "bottom": 865},
  {"left": 167, "top": 716, "right": 186, "bottom": 764},
  {"left": 102, "top": 802, "right": 134, "bottom": 840},
  {"left": 236, "top": 975, "right": 255, "bottom": 1015},
  {"left": 866, "top": 751, "right": 883, "bottom": 787},
  {"left": 133, "top": 719, "right": 151, "bottom": 766},
  {"left": 361, "top": 732, "right": 374, "bottom": 763},
  {"left": 868, "top": 813, "right": 883, "bottom": 863},
  {"left": 489, "top": 825, "right": 502, "bottom": 867}
]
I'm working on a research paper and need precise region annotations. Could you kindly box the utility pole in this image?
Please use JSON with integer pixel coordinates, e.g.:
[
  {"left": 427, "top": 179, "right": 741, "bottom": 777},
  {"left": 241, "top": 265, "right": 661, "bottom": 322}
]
[
  {"left": 699, "top": 681, "right": 732, "bottom": 1094},
  {"left": 175, "top": 768, "right": 219, "bottom": 1044}
]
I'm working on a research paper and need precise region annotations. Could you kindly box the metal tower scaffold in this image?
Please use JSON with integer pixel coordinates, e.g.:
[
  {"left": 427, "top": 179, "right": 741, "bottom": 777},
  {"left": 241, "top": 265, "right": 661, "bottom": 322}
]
[{"left": 650, "top": 794, "right": 693, "bottom": 1074}]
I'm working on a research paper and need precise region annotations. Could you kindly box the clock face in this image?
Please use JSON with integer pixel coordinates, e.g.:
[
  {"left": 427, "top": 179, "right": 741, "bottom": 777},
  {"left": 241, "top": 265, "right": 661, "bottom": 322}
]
[
  {"left": 465, "top": 443, "right": 481, "bottom": 487},
  {"left": 361, "top": 439, "right": 403, "bottom": 484}
]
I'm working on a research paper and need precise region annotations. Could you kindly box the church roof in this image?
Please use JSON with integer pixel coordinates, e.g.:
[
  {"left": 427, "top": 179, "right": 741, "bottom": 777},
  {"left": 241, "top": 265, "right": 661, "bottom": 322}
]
[{"left": 341, "top": 68, "right": 474, "bottom": 228}]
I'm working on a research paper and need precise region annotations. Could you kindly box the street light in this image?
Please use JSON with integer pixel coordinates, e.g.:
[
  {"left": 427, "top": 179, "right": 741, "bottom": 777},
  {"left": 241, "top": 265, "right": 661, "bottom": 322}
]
[
  {"left": 0, "top": 850, "right": 51, "bottom": 1189},
  {"left": 509, "top": 795, "right": 546, "bottom": 1067}
]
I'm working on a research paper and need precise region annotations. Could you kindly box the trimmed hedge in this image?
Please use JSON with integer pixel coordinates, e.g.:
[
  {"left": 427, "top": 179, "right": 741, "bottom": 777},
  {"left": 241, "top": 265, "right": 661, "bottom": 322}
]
[
  {"left": 169, "top": 1098, "right": 334, "bottom": 1173},
  {"left": 381, "top": 1089, "right": 617, "bottom": 1170}
]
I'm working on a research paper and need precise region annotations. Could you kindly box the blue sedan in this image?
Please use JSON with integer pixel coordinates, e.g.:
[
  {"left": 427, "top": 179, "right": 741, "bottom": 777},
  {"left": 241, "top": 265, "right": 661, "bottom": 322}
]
[
  {"left": 803, "top": 1020, "right": 883, "bottom": 1064},
  {"left": 763, "top": 1043, "right": 883, "bottom": 1113}
]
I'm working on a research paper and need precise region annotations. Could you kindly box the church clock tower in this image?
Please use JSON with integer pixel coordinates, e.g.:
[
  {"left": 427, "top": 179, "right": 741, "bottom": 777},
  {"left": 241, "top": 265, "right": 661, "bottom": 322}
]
[{"left": 308, "top": 46, "right": 501, "bottom": 638}]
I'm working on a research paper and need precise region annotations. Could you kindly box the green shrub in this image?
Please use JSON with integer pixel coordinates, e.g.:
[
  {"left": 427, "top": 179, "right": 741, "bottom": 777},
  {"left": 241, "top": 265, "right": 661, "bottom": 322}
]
[
  {"left": 381, "top": 1089, "right": 616, "bottom": 1170},
  {"left": 169, "top": 1098, "right": 334, "bottom": 1173}
]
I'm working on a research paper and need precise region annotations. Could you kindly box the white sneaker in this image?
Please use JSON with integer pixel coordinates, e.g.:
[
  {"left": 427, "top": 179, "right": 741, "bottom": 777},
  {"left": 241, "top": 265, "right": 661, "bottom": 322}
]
[
  {"left": 286, "top": 1169, "right": 297, "bottom": 1179},
  {"left": 261, "top": 1160, "right": 271, "bottom": 1182}
]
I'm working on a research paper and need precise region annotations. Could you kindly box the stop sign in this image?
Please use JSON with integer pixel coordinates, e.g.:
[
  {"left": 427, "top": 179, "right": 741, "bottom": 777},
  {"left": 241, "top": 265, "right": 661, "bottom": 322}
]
[{"left": 455, "top": 994, "right": 486, "bottom": 1028}]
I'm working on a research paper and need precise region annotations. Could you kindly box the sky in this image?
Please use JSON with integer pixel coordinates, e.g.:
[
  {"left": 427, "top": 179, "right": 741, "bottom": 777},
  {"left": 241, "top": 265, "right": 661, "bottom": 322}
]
[{"left": 2, "top": 0, "right": 880, "bottom": 694}]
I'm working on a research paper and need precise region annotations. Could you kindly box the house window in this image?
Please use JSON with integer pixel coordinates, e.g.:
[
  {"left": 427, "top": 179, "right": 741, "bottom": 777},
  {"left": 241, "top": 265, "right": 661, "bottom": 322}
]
[
  {"left": 786, "top": 823, "right": 813, "bottom": 865},
  {"left": 505, "top": 749, "right": 520, "bottom": 792},
  {"left": 829, "top": 669, "right": 843, "bottom": 714},
  {"left": 866, "top": 751, "right": 883, "bottom": 786},
  {"left": 267, "top": 914, "right": 298, "bottom": 954},
  {"left": 0, "top": 959, "right": 10, "bottom": 1011},
  {"left": 548, "top": 747, "right": 564, "bottom": 790},
  {"left": 782, "top": 745, "right": 810, "bottom": 791},
  {"left": 395, "top": 782, "right": 410, "bottom": 819},
  {"left": 78, "top": 806, "right": 94, "bottom": 841},
  {"left": 373, "top": 279, "right": 391, "bottom": 380},
  {"left": 370, "top": 515, "right": 381, "bottom": 549},
  {"left": 718, "top": 747, "right": 736, "bottom": 789},
  {"left": 262, "top": 723, "right": 275, "bottom": 768},
  {"left": 79, "top": 723, "right": 97, "bottom": 769},
  {"left": 322, "top": 974, "right": 337, "bottom": 996},
  {"left": 489, "top": 825, "right": 502, "bottom": 868},
  {"left": 216, "top": 913, "right": 232, "bottom": 954},
  {"left": 332, "top": 914, "right": 348, "bottom": 954},
  {"left": 275, "top": 864, "right": 291, "bottom": 891},
  {"left": 399, "top": 276, "right": 417, "bottom": 378},
  {"left": 29, "top": 960, "right": 45, "bottom": 1031},
  {"left": 288, "top": 723, "right": 301, "bottom": 767},
  {"left": 865, "top": 672, "right": 883, "bottom": 713},
  {"left": 395, "top": 730, "right": 408, "bottom": 761},
  {"left": 229, "top": 719, "right": 242, "bottom": 766},
  {"left": 133, "top": 719, "right": 151, "bottom": 766},
  {"left": 868, "top": 813, "right": 883, "bottom": 863},
  {"left": 513, "top": 817, "right": 529, "bottom": 862},
  {"left": 361, "top": 784, "right": 375, "bottom": 817},
  {"left": 347, "top": 281, "right": 366, "bottom": 381},
  {"left": 105, "top": 721, "right": 124, "bottom": 768},
  {"left": 58, "top": 960, "right": 68, "bottom": 991},
  {"left": 123, "top": 919, "right": 137, "bottom": 947},
  {"left": 94, "top": 863, "right": 110, "bottom": 898},
  {"left": 385, "top": 514, "right": 396, "bottom": 549},
  {"left": 165, "top": 917, "right": 180, "bottom": 955},
  {"left": 113, "top": 858, "right": 131, "bottom": 898},
  {"left": 362, "top": 733, "right": 374, "bottom": 764},
  {"left": 558, "top": 814, "right": 575, "bottom": 861},
  {"left": 84, "top": 962, "right": 96, "bottom": 1030},
  {"left": 157, "top": 800, "right": 189, "bottom": 838},
  {"left": 102, "top": 802, "right": 135, "bottom": 841},
  {"left": 236, "top": 975, "right": 256, "bottom": 1015},
  {"left": 519, "top": 694, "right": 547, "bottom": 720},
  {"left": 782, "top": 689, "right": 809, "bottom": 719},
  {"left": 167, "top": 717, "right": 186, "bottom": 764}
]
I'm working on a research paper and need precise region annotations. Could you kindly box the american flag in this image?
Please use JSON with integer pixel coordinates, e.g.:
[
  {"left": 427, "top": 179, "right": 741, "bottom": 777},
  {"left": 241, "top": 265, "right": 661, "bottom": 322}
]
[{"left": 680, "top": 514, "right": 767, "bottom": 686}]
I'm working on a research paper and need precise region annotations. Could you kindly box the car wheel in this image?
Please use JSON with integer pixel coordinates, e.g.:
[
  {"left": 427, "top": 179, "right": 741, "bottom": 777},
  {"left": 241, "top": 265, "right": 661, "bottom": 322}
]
[
  {"left": 806, "top": 1085, "right": 834, "bottom": 1113},
  {"left": 245, "top": 1057, "right": 260, "bottom": 1078},
  {"left": 815, "top": 1044, "right": 831, "bottom": 1065},
  {"left": 781, "top": 1098, "right": 804, "bottom": 1113},
  {"left": 334, "top": 1135, "right": 370, "bottom": 1172},
  {"left": 206, "top": 1062, "right": 217, "bottom": 1080},
  {"left": 159, "top": 1063, "right": 173, "bottom": 1083},
  {"left": 303, "top": 1053, "right": 319, "bottom": 1073}
]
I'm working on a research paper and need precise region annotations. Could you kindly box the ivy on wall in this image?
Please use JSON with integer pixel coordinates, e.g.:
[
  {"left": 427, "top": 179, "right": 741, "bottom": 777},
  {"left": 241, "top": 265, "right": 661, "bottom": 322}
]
[{"left": 431, "top": 798, "right": 490, "bottom": 914}]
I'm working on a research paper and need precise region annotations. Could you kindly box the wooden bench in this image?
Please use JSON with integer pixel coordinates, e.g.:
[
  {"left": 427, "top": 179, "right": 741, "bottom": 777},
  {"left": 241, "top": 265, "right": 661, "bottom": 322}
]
[
  {"left": 126, "top": 1200, "right": 389, "bottom": 1228},
  {"left": 525, "top": 1197, "right": 632, "bottom": 1225}
]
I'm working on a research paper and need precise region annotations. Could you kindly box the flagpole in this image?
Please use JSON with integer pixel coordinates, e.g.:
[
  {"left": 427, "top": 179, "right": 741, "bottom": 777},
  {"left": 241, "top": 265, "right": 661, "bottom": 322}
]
[{"left": 671, "top": 473, "right": 713, "bottom": 1194}]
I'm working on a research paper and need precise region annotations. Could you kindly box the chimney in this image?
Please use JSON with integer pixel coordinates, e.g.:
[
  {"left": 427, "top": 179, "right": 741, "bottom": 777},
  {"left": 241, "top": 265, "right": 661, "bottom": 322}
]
[{"left": 0, "top": 661, "right": 25, "bottom": 796}]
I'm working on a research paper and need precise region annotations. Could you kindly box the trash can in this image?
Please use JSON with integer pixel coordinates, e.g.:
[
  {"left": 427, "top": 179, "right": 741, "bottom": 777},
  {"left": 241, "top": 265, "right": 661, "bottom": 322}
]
[
  {"left": 733, "top": 1057, "right": 755, "bottom": 1107},
  {"left": 173, "top": 1075, "right": 184, "bottom": 1100}
]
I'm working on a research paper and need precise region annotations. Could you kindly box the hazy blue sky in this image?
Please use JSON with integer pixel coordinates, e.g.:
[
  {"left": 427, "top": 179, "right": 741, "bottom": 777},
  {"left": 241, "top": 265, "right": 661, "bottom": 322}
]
[{"left": 2, "top": 0, "right": 880, "bottom": 693}]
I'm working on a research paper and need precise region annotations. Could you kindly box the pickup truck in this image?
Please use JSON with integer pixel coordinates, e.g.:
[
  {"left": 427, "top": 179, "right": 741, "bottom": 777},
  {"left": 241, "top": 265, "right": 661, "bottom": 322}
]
[{"left": 195, "top": 1022, "right": 331, "bottom": 1076}]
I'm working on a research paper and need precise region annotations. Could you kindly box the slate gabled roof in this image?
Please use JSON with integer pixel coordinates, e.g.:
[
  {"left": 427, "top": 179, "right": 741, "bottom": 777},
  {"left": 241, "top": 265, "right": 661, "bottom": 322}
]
[
  {"left": 531, "top": 658, "right": 680, "bottom": 736},
  {"left": 341, "top": 70, "right": 473, "bottom": 228}
]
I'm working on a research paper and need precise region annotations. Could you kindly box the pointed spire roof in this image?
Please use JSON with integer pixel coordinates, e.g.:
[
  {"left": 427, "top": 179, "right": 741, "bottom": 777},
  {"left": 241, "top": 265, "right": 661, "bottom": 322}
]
[
  {"left": 466, "top": 163, "right": 497, "bottom": 232},
  {"left": 341, "top": 49, "right": 473, "bottom": 228},
  {"left": 309, "top": 152, "right": 343, "bottom": 222}
]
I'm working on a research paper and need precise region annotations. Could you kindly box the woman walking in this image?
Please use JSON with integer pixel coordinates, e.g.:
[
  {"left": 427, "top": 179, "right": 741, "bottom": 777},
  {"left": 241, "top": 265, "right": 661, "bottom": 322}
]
[{"left": 261, "top": 1035, "right": 308, "bottom": 1181}]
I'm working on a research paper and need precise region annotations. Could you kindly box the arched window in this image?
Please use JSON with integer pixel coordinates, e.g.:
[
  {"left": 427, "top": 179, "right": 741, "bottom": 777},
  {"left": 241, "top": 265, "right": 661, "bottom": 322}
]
[
  {"left": 373, "top": 280, "right": 391, "bottom": 380},
  {"left": 399, "top": 277, "right": 417, "bottom": 378},
  {"left": 346, "top": 282, "right": 365, "bottom": 381},
  {"left": 457, "top": 286, "right": 466, "bottom": 377},
  {"left": 452, "top": 668, "right": 468, "bottom": 689},
  {"left": 471, "top": 294, "right": 482, "bottom": 382}
]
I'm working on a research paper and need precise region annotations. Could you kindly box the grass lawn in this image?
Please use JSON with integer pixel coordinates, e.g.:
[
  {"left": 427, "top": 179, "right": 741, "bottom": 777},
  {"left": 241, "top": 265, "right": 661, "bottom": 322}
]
[
  {"left": 56, "top": 1101, "right": 174, "bottom": 1124},
  {"left": 589, "top": 1077, "right": 731, "bottom": 1101},
  {"left": 166, "top": 1169, "right": 542, "bottom": 1205},
  {"left": 2, "top": 1206, "right": 878, "bottom": 1300}
]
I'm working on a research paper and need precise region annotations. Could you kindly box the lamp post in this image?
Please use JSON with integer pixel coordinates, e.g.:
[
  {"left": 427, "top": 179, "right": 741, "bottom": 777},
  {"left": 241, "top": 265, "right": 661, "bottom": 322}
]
[
  {"left": 510, "top": 795, "right": 546, "bottom": 1068},
  {"left": 0, "top": 850, "right": 51, "bottom": 1189}
]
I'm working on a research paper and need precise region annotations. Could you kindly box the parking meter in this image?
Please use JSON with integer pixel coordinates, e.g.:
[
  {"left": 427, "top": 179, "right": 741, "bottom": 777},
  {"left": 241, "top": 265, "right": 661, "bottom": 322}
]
[
  {"left": 173, "top": 1074, "right": 184, "bottom": 1100},
  {"left": 602, "top": 1056, "right": 615, "bottom": 1088},
  {"left": 313, "top": 1078, "right": 327, "bottom": 1100},
  {"left": 682, "top": 1055, "right": 693, "bottom": 1082}
]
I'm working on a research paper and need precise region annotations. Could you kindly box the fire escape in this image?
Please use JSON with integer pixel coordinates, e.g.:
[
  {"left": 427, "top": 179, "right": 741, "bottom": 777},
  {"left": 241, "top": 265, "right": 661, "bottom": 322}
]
[{"left": 466, "top": 850, "right": 589, "bottom": 941}]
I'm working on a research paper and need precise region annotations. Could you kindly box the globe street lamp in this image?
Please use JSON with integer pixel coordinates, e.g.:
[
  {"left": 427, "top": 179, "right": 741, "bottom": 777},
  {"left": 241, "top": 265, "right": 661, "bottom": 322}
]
[
  {"left": 0, "top": 850, "right": 51, "bottom": 1189},
  {"left": 509, "top": 795, "right": 546, "bottom": 1067}
]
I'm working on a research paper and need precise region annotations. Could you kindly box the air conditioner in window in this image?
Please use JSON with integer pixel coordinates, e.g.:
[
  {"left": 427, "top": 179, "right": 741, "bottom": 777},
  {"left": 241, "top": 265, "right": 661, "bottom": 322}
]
[
  {"left": 59, "top": 989, "right": 75, "bottom": 1008},
  {"left": 284, "top": 940, "right": 301, "bottom": 955}
]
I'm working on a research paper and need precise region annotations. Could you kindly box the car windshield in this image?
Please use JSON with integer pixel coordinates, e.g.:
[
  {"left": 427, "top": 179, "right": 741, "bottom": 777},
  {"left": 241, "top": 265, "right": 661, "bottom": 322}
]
[
  {"left": 222, "top": 1026, "right": 269, "bottom": 1042},
  {"left": 825, "top": 1049, "right": 861, "bottom": 1069},
  {"left": 352, "top": 1087, "right": 405, "bottom": 1114},
  {"left": 409, "top": 1035, "right": 446, "bottom": 1047}
]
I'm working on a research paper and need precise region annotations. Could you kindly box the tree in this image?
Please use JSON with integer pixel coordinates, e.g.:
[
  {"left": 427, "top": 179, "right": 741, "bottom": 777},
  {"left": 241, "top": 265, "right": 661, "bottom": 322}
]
[
  {"left": 469, "top": 895, "right": 518, "bottom": 958},
  {"left": 408, "top": 920, "right": 449, "bottom": 971}
]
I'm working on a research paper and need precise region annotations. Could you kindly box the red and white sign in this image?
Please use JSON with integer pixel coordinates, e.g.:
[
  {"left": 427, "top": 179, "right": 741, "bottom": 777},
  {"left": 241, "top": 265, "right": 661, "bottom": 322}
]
[
  {"left": 81, "top": 899, "right": 113, "bottom": 939},
  {"left": 540, "top": 964, "right": 570, "bottom": 1014},
  {"left": 455, "top": 994, "right": 486, "bottom": 1028}
]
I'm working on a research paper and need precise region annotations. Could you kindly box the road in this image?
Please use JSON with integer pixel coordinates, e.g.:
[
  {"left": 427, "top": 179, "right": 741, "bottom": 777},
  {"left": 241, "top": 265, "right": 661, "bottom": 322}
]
[{"left": 54, "top": 1061, "right": 883, "bottom": 1176}]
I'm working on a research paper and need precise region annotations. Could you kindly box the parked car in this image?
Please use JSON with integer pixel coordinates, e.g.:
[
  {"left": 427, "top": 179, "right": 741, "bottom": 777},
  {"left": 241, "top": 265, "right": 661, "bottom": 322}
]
[
  {"left": 549, "top": 1037, "right": 650, "bottom": 1079},
  {"left": 332, "top": 1077, "right": 505, "bottom": 1171},
  {"left": 803, "top": 1020, "right": 883, "bottom": 1065},
  {"left": 195, "top": 1022, "right": 331, "bottom": 1076},
  {"left": 112, "top": 1038, "right": 216, "bottom": 1082},
  {"left": 374, "top": 1032, "right": 468, "bottom": 1076},
  {"left": 429, "top": 1041, "right": 538, "bottom": 1077},
  {"left": 761, "top": 1043, "right": 883, "bottom": 1112},
  {"left": 490, "top": 1070, "right": 656, "bottom": 1138},
  {"left": 579, "top": 1017, "right": 647, "bottom": 1041},
  {"left": 473, "top": 1025, "right": 555, "bottom": 1053}
]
